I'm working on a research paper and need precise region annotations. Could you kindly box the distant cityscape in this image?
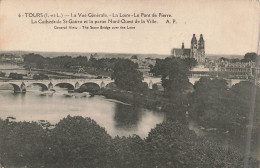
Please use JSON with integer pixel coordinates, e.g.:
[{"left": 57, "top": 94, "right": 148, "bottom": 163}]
[{"left": 0, "top": 34, "right": 259, "bottom": 82}]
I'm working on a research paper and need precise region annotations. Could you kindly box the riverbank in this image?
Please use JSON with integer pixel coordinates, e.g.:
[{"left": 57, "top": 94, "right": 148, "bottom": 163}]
[{"left": 93, "top": 89, "right": 175, "bottom": 112}]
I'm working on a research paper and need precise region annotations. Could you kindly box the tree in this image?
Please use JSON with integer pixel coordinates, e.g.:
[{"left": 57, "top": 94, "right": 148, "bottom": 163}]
[
  {"left": 145, "top": 121, "right": 259, "bottom": 168},
  {"left": 0, "top": 120, "right": 46, "bottom": 168},
  {"left": 23, "top": 53, "right": 45, "bottom": 64},
  {"left": 0, "top": 117, "right": 259, "bottom": 168},
  {"left": 33, "top": 73, "right": 49, "bottom": 80},
  {"left": 189, "top": 77, "right": 230, "bottom": 128},
  {"left": 229, "top": 58, "right": 240, "bottom": 63},
  {"left": 150, "top": 57, "right": 190, "bottom": 95},
  {"left": 44, "top": 115, "right": 112, "bottom": 168},
  {"left": 189, "top": 78, "right": 260, "bottom": 134},
  {"left": 88, "top": 54, "right": 97, "bottom": 68},
  {"left": 183, "top": 57, "right": 197, "bottom": 70},
  {"left": 227, "top": 81, "right": 260, "bottom": 133},
  {"left": 241, "top": 52, "right": 258, "bottom": 62},
  {"left": 110, "top": 135, "right": 146, "bottom": 168},
  {"left": 8, "top": 73, "right": 23, "bottom": 80},
  {"left": 130, "top": 55, "right": 138, "bottom": 59},
  {"left": 111, "top": 59, "right": 144, "bottom": 91},
  {"left": 219, "top": 57, "right": 229, "bottom": 62}
]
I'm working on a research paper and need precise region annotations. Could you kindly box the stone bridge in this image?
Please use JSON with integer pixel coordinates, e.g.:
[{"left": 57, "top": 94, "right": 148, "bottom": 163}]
[
  {"left": 0, "top": 78, "right": 114, "bottom": 93},
  {"left": 1, "top": 77, "right": 255, "bottom": 93},
  {"left": 0, "top": 78, "right": 162, "bottom": 93}
]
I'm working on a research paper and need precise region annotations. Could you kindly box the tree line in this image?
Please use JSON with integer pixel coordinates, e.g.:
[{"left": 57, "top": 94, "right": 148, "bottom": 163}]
[
  {"left": 0, "top": 115, "right": 258, "bottom": 168},
  {"left": 23, "top": 53, "right": 120, "bottom": 74},
  {"left": 188, "top": 77, "right": 260, "bottom": 133}
]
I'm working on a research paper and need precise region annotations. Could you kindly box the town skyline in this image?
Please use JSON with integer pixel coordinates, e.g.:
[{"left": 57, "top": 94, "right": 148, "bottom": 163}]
[{"left": 0, "top": 49, "right": 251, "bottom": 59}]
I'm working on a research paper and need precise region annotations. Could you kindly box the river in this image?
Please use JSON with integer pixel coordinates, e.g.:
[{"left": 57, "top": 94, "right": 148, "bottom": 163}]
[{"left": 0, "top": 87, "right": 164, "bottom": 138}]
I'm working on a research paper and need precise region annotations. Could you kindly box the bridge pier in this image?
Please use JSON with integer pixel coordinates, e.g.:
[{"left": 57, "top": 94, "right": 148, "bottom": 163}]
[
  {"left": 148, "top": 80, "right": 153, "bottom": 89},
  {"left": 100, "top": 81, "right": 105, "bottom": 88},
  {"left": 48, "top": 82, "right": 53, "bottom": 90},
  {"left": 75, "top": 81, "right": 80, "bottom": 89},
  {"left": 20, "top": 82, "right": 26, "bottom": 93}
]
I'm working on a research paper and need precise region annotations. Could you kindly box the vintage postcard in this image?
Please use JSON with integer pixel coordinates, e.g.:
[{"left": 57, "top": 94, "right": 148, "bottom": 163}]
[{"left": 0, "top": 0, "right": 259, "bottom": 167}]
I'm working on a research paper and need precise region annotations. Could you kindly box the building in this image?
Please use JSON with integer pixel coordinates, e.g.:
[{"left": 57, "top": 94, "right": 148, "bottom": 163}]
[
  {"left": 206, "top": 59, "right": 256, "bottom": 79},
  {"left": 172, "top": 34, "right": 205, "bottom": 63},
  {"left": 0, "top": 53, "right": 24, "bottom": 63}
]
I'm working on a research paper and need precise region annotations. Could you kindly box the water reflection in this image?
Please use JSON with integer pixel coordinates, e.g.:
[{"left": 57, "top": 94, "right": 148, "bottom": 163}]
[{"left": 114, "top": 104, "right": 141, "bottom": 130}]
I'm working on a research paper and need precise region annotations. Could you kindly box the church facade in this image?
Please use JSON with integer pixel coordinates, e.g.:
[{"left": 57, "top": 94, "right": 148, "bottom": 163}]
[{"left": 172, "top": 34, "right": 205, "bottom": 63}]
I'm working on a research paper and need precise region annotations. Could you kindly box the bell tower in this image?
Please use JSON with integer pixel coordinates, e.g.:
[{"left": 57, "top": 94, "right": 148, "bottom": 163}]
[
  {"left": 198, "top": 34, "right": 205, "bottom": 62},
  {"left": 191, "top": 34, "right": 197, "bottom": 59},
  {"left": 198, "top": 34, "right": 204, "bottom": 49}
]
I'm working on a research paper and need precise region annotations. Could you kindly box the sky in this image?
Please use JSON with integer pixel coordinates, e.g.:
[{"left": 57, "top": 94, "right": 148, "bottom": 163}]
[{"left": 0, "top": 0, "right": 259, "bottom": 55}]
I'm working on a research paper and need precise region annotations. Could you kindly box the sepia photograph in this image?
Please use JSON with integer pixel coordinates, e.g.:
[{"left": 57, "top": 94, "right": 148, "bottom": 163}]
[{"left": 0, "top": 0, "right": 260, "bottom": 167}]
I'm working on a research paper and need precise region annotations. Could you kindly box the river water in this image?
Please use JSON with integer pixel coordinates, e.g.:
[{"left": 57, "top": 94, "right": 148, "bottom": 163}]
[{"left": 0, "top": 87, "right": 164, "bottom": 138}]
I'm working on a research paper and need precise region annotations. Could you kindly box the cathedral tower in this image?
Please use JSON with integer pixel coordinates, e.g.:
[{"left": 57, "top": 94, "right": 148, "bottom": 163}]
[
  {"left": 197, "top": 34, "right": 205, "bottom": 62},
  {"left": 198, "top": 34, "right": 204, "bottom": 49},
  {"left": 191, "top": 34, "right": 197, "bottom": 59}
]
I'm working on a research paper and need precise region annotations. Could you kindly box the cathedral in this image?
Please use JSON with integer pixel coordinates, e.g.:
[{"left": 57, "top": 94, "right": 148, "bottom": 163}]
[{"left": 172, "top": 34, "right": 205, "bottom": 63}]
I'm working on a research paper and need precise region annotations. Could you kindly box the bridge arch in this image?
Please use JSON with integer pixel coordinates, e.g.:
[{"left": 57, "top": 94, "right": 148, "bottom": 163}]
[
  {"left": 54, "top": 83, "right": 75, "bottom": 90},
  {"left": 80, "top": 82, "right": 100, "bottom": 92},
  {"left": 9, "top": 83, "right": 21, "bottom": 92},
  {"left": 27, "top": 83, "right": 48, "bottom": 91}
]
